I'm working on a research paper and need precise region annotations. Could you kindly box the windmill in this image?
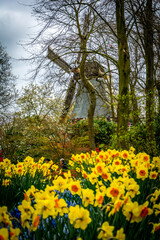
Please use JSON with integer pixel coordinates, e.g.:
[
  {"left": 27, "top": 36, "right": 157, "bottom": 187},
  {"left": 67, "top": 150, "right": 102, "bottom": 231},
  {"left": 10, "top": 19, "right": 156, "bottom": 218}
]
[
  {"left": 47, "top": 46, "right": 111, "bottom": 122},
  {"left": 47, "top": 13, "right": 111, "bottom": 122}
]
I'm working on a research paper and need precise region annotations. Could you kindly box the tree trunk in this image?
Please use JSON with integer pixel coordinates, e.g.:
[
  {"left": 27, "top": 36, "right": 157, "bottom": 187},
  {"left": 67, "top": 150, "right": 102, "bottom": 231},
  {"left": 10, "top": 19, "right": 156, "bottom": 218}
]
[
  {"left": 80, "top": 38, "right": 96, "bottom": 151},
  {"left": 109, "top": 75, "right": 115, "bottom": 122},
  {"left": 156, "top": 80, "right": 160, "bottom": 115},
  {"left": 87, "top": 88, "right": 96, "bottom": 150},
  {"left": 131, "top": 39, "right": 139, "bottom": 125},
  {"left": 116, "top": 0, "right": 130, "bottom": 150},
  {"left": 144, "top": 0, "right": 156, "bottom": 156},
  {"left": 106, "top": 53, "right": 115, "bottom": 121},
  {"left": 130, "top": 84, "right": 139, "bottom": 125}
]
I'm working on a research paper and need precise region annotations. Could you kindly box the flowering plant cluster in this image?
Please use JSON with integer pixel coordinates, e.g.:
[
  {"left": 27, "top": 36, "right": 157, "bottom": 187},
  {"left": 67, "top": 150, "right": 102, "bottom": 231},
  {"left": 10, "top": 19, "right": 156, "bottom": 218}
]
[{"left": 0, "top": 148, "right": 159, "bottom": 240}]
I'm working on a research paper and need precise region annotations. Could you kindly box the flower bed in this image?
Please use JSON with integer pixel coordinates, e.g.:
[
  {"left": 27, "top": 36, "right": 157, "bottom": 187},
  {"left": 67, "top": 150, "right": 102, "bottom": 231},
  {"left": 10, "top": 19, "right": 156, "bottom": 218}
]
[{"left": 0, "top": 148, "right": 160, "bottom": 239}]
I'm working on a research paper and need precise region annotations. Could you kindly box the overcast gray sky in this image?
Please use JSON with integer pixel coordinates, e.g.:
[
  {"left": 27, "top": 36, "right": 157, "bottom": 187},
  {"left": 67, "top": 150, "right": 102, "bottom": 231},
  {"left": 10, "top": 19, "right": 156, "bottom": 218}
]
[{"left": 0, "top": 0, "right": 38, "bottom": 90}]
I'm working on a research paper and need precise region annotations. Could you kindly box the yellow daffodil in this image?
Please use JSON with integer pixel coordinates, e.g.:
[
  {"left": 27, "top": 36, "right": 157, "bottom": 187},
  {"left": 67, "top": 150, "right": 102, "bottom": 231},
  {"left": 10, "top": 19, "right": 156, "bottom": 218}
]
[
  {"left": 98, "top": 152, "right": 105, "bottom": 161},
  {"left": 88, "top": 172, "right": 98, "bottom": 185},
  {"left": 68, "top": 205, "right": 91, "bottom": 230},
  {"left": 96, "top": 181, "right": 107, "bottom": 194},
  {"left": 125, "top": 179, "right": 140, "bottom": 198},
  {"left": 94, "top": 191, "right": 105, "bottom": 207},
  {"left": 0, "top": 206, "right": 11, "bottom": 227},
  {"left": 115, "top": 227, "right": 126, "bottom": 240},
  {"left": 69, "top": 160, "right": 74, "bottom": 166},
  {"left": 69, "top": 180, "right": 82, "bottom": 196},
  {"left": 24, "top": 156, "right": 34, "bottom": 163},
  {"left": 3, "top": 158, "right": 11, "bottom": 166},
  {"left": 123, "top": 200, "right": 153, "bottom": 223},
  {"left": 35, "top": 199, "right": 57, "bottom": 219},
  {"left": 141, "top": 153, "right": 150, "bottom": 163},
  {"left": 122, "top": 200, "right": 140, "bottom": 223},
  {"left": 136, "top": 165, "right": 148, "bottom": 180},
  {"left": 16, "top": 166, "right": 24, "bottom": 176},
  {"left": 129, "top": 146, "right": 135, "bottom": 153},
  {"left": 94, "top": 162, "right": 105, "bottom": 176},
  {"left": 136, "top": 201, "right": 153, "bottom": 218},
  {"left": 34, "top": 192, "right": 57, "bottom": 219},
  {"left": 54, "top": 198, "right": 68, "bottom": 216},
  {"left": 81, "top": 170, "right": 88, "bottom": 179},
  {"left": 53, "top": 176, "right": 67, "bottom": 193},
  {"left": 9, "top": 227, "right": 20, "bottom": 240},
  {"left": 113, "top": 159, "right": 122, "bottom": 167},
  {"left": 45, "top": 185, "right": 56, "bottom": 197},
  {"left": 101, "top": 170, "right": 111, "bottom": 181},
  {"left": 50, "top": 164, "right": 59, "bottom": 171},
  {"left": 30, "top": 213, "right": 40, "bottom": 231},
  {"left": 150, "top": 189, "right": 160, "bottom": 203},
  {"left": 149, "top": 171, "right": 158, "bottom": 179},
  {"left": 18, "top": 200, "right": 34, "bottom": 218},
  {"left": 63, "top": 170, "right": 72, "bottom": 183},
  {"left": 108, "top": 199, "right": 123, "bottom": 216},
  {"left": 151, "top": 223, "right": 160, "bottom": 234},
  {"left": 81, "top": 188, "right": 94, "bottom": 207},
  {"left": 24, "top": 185, "right": 38, "bottom": 201},
  {"left": 152, "top": 157, "right": 160, "bottom": 169},
  {"left": 97, "top": 221, "right": 114, "bottom": 239},
  {"left": 2, "top": 179, "right": 11, "bottom": 186},
  {"left": 5, "top": 168, "right": 12, "bottom": 178},
  {"left": 121, "top": 150, "right": 129, "bottom": 160},
  {"left": 0, "top": 206, "right": 8, "bottom": 216},
  {"left": 0, "top": 228, "right": 9, "bottom": 240},
  {"left": 106, "top": 181, "right": 125, "bottom": 201},
  {"left": 153, "top": 203, "right": 160, "bottom": 216}
]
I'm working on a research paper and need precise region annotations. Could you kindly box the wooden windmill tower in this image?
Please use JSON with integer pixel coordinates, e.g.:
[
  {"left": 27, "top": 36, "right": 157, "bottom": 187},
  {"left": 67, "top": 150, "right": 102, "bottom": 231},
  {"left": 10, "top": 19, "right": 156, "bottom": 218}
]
[{"left": 47, "top": 47, "right": 111, "bottom": 122}]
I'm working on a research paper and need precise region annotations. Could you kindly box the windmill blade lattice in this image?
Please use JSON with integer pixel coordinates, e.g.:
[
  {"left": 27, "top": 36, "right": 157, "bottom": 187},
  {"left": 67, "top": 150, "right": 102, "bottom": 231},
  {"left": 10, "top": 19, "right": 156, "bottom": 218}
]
[{"left": 47, "top": 47, "right": 72, "bottom": 73}]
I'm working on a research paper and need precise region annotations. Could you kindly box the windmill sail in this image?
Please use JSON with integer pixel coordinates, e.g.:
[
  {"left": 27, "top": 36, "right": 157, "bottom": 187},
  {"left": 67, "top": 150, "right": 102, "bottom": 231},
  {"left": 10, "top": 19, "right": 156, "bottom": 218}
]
[
  {"left": 59, "top": 77, "right": 77, "bottom": 123},
  {"left": 47, "top": 47, "right": 72, "bottom": 73}
]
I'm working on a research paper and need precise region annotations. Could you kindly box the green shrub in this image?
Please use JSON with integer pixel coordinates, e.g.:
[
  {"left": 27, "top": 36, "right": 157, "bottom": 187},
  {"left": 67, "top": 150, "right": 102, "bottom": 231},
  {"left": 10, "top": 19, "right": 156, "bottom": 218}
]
[
  {"left": 128, "top": 117, "right": 160, "bottom": 155},
  {"left": 128, "top": 123, "right": 147, "bottom": 153},
  {"left": 71, "top": 118, "right": 116, "bottom": 149},
  {"left": 94, "top": 118, "right": 116, "bottom": 147}
]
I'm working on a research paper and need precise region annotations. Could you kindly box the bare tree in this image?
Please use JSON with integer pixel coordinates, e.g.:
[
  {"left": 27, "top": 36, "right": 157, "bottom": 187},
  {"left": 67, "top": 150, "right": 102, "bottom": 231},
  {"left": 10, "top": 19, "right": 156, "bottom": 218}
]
[
  {"left": 115, "top": 0, "right": 130, "bottom": 150},
  {"left": 0, "top": 43, "right": 17, "bottom": 115},
  {"left": 29, "top": 0, "right": 113, "bottom": 150},
  {"left": 128, "top": 0, "right": 160, "bottom": 155}
]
